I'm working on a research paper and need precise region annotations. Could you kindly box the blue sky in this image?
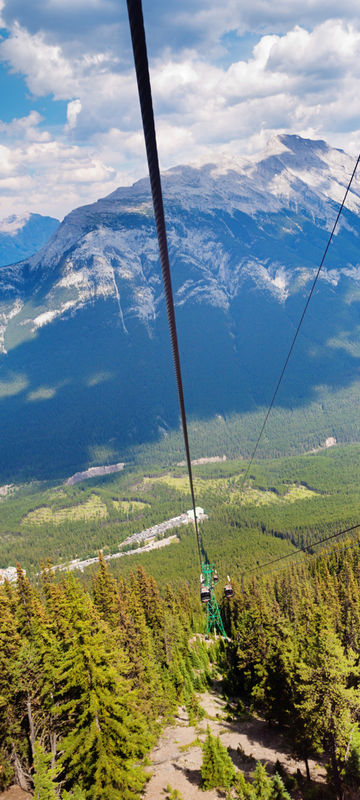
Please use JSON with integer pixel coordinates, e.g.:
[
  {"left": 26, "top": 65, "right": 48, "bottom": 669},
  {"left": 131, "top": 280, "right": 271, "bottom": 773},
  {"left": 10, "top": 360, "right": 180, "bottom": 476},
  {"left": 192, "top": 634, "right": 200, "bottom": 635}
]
[{"left": 0, "top": 0, "right": 360, "bottom": 220}]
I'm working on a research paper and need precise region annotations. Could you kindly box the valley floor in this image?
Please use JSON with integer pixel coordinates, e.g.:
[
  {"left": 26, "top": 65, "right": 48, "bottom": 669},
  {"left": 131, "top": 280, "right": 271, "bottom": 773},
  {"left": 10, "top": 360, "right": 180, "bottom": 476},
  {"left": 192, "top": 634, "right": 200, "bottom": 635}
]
[{"left": 144, "top": 678, "right": 326, "bottom": 799}]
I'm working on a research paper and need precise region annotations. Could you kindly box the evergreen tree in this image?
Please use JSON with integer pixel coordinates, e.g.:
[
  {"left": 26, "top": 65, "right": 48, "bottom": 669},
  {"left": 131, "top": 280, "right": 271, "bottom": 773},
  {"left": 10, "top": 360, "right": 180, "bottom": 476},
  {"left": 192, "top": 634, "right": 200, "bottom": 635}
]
[
  {"left": 33, "top": 742, "right": 57, "bottom": 800},
  {"left": 0, "top": 585, "right": 27, "bottom": 790},
  {"left": 55, "top": 576, "right": 150, "bottom": 800},
  {"left": 234, "top": 771, "right": 256, "bottom": 799},
  {"left": 201, "top": 726, "right": 235, "bottom": 790},
  {"left": 343, "top": 739, "right": 360, "bottom": 795},
  {"left": 16, "top": 564, "right": 34, "bottom": 633},
  {"left": 92, "top": 553, "right": 120, "bottom": 628},
  {"left": 123, "top": 584, "right": 169, "bottom": 723},
  {"left": 251, "top": 762, "right": 272, "bottom": 800},
  {"left": 295, "top": 623, "right": 358, "bottom": 799},
  {"left": 61, "top": 788, "right": 87, "bottom": 800},
  {"left": 270, "top": 773, "right": 292, "bottom": 800}
]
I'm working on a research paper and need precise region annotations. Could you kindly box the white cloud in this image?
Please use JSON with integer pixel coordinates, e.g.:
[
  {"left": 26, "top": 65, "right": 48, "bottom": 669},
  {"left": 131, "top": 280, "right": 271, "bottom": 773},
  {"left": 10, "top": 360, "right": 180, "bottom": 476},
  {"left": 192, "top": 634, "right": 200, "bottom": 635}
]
[
  {"left": 166, "top": 0, "right": 360, "bottom": 47},
  {"left": 1, "top": 6, "right": 360, "bottom": 220},
  {"left": 66, "top": 99, "right": 82, "bottom": 129},
  {"left": 0, "top": 22, "right": 77, "bottom": 98},
  {"left": 0, "top": 110, "right": 120, "bottom": 218}
]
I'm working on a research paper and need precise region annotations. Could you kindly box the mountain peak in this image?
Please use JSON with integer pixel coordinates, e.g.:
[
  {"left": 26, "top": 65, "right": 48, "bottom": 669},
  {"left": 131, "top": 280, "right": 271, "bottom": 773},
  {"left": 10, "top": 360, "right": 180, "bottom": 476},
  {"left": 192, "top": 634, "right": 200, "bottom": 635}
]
[{"left": 1, "top": 134, "right": 360, "bottom": 480}]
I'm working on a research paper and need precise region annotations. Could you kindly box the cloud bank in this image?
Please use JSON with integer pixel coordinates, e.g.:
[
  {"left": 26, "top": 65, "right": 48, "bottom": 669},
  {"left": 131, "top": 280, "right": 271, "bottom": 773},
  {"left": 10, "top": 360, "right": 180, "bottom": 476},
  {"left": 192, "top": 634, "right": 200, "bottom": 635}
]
[{"left": 0, "top": 1, "right": 360, "bottom": 219}]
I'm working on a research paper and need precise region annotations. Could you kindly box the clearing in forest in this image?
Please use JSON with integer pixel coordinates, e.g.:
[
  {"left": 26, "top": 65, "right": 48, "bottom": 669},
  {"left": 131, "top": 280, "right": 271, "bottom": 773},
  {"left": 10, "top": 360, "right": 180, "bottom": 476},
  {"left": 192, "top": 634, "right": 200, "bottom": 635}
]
[
  {"left": 21, "top": 494, "right": 108, "bottom": 526},
  {"left": 144, "top": 682, "right": 325, "bottom": 799},
  {"left": 144, "top": 474, "right": 318, "bottom": 507},
  {"left": 112, "top": 499, "right": 148, "bottom": 513}
]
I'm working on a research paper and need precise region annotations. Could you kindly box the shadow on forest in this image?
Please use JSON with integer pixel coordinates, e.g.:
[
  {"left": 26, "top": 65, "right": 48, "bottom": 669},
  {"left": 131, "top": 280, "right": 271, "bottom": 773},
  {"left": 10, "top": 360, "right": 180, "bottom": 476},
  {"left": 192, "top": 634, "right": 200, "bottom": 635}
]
[{"left": 2, "top": 231, "right": 360, "bottom": 483}]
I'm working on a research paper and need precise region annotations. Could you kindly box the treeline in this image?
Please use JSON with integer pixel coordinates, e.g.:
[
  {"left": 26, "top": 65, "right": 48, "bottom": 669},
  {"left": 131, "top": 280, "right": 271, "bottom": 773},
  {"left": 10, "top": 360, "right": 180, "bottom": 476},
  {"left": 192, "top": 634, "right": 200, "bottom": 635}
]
[
  {"left": 0, "top": 558, "right": 210, "bottom": 798},
  {"left": 220, "top": 538, "right": 360, "bottom": 799}
]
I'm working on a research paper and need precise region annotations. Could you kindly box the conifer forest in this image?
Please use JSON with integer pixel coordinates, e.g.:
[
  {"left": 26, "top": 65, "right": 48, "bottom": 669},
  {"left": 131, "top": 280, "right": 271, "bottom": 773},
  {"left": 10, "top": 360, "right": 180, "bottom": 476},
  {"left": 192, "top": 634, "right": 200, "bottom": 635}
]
[{"left": 2, "top": 534, "right": 360, "bottom": 799}]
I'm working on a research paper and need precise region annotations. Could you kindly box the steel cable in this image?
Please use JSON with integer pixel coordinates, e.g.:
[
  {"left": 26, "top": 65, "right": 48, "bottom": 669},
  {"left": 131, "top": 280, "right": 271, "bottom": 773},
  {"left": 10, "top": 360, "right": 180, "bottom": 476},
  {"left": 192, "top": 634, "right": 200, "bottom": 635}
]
[
  {"left": 243, "top": 521, "right": 360, "bottom": 578},
  {"left": 126, "top": 0, "right": 204, "bottom": 564}
]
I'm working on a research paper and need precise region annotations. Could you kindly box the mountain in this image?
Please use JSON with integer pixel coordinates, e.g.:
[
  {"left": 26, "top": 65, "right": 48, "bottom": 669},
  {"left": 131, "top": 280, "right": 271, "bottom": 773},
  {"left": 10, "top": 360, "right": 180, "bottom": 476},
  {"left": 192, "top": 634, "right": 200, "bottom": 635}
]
[
  {"left": 1, "top": 133, "right": 360, "bottom": 481},
  {"left": 0, "top": 212, "right": 59, "bottom": 268}
]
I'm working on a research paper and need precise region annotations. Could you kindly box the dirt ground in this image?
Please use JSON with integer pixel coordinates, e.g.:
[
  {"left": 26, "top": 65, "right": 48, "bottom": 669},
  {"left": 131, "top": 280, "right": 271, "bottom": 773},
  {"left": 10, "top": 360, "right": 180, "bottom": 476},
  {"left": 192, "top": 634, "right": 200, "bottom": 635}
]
[
  {"left": 1, "top": 681, "right": 325, "bottom": 800},
  {"left": 0, "top": 788, "right": 32, "bottom": 800},
  {"left": 143, "top": 685, "right": 326, "bottom": 800}
]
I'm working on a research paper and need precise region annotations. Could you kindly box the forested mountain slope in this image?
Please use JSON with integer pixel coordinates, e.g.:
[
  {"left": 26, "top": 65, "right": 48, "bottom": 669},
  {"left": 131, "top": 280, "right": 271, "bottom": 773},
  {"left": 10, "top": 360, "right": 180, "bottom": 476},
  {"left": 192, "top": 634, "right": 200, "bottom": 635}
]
[
  {"left": 221, "top": 538, "right": 360, "bottom": 799},
  {"left": 1, "top": 444, "right": 359, "bottom": 581},
  {"left": 2, "top": 541, "right": 360, "bottom": 799},
  {"left": 0, "top": 559, "right": 210, "bottom": 797}
]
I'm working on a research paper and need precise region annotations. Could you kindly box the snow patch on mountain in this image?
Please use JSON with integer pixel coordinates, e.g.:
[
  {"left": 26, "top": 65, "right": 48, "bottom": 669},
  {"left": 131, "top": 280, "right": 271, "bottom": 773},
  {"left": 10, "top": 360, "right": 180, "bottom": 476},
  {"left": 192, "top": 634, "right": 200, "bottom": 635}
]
[
  {"left": 3, "top": 134, "right": 360, "bottom": 343},
  {"left": 0, "top": 299, "right": 23, "bottom": 353}
]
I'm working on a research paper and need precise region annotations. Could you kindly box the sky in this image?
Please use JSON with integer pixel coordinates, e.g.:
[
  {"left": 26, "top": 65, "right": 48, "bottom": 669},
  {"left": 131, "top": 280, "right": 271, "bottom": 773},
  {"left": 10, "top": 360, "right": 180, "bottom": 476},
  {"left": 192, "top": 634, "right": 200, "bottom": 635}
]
[{"left": 1, "top": 0, "right": 360, "bottom": 221}]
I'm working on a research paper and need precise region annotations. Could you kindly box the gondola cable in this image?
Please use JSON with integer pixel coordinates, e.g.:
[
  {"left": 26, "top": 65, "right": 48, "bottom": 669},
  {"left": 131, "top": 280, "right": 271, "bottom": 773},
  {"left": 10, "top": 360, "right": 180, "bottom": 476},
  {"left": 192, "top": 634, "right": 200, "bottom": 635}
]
[
  {"left": 241, "top": 153, "right": 360, "bottom": 488},
  {"left": 126, "top": 0, "right": 232, "bottom": 635},
  {"left": 125, "top": 0, "right": 204, "bottom": 566},
  {"left": 238, "top": 526, "right": 360, "bottom": 589}
]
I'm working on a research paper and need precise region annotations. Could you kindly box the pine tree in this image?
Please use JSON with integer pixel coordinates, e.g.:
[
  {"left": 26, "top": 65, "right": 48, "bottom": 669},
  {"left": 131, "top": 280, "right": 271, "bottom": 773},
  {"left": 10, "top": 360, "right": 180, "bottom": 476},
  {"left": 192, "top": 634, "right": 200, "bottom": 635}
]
[
  {"left": 92, "top": 553, "right": 120, "bottom": 628},
  {"left": 16, "top": 564, "right": 34, "bottom": 633},
  {"left": 201, "top": 726, "right": 235, "bottom": 790},
  {"left": 251, "top": 762, "right": 272, "bottom": 800},
  {"left": 55, "top": 576, "right": 150, "bottom": 800},
  {"left": 234, "top": 771, "right": 256, "bottom": 799},
  {"left": 61, "top": 788, "right": 87, "bottom": 800},
  {"left": 33, "top": 742, "right": 58, "bottom": 800},
  {"left": 343, "top": 739, "right": 360, "bottom": 794},
  {"left": 270, "top": 773, "right": 292, "bottom": 800},
  {"left": 295, "top": 623, "right": 358, "bottom": 799},
  {"left": 123, "top": 584, "right": 169, "bottom": 724},
  {"left": 0, "top": 585, "right": 27, "bottom": 790},
  {"left": 131, "top": 565, "right": 164, "bottom": 632}
]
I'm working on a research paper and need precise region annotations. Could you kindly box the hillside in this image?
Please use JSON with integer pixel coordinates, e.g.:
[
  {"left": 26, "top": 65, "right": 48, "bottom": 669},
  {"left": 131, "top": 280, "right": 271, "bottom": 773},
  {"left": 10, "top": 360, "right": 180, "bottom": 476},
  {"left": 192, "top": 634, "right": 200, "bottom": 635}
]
[
  {"left": 1, "top": 443, "right": 359, "bottom": 586},
  {"left": 0, "top": 135, "right": 360, "bottom": 481},
  {"left": 2, "top": 512, "right": 360, "bottom": 799}
]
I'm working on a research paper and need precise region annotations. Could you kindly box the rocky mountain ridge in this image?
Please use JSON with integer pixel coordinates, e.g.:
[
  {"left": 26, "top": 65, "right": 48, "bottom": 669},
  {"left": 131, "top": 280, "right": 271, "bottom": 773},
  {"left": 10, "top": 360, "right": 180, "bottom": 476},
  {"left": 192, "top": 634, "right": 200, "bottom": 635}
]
[
  {"left": 0, "top": 133, "right": 360, "bottom": 480},
  {"left": 1, "top": 133, "right": 360, "bottom": 349}
]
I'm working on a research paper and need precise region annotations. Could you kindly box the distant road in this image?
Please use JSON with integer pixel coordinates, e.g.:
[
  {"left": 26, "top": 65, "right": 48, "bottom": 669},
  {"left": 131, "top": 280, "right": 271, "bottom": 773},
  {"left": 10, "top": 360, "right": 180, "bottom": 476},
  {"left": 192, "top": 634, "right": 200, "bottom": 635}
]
[
  {"left": 177, "top": 455, "right": 227, "bottom": 466},
  {"left": 55, "top": 534, "right": 180, "bottom": 574},
  {"left": 65, "top": 462, "right": 125, "bottom": 485},
  {"left": 52, "top": 507, "right": 208, "bottom": 574}
]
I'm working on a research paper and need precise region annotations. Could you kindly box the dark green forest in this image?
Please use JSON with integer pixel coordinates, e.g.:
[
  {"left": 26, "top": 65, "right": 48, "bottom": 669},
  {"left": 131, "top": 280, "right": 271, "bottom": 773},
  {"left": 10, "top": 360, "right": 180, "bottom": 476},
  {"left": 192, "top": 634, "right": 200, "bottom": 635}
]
[
  {"left": 220, "top": 538, "right": 360, "bottom": 799},
  {"left": 0, "top": 558, "right": 211, "bottom": 798},
  {"left": 2, "top": 540, "right": 360, "bottom": 798}
]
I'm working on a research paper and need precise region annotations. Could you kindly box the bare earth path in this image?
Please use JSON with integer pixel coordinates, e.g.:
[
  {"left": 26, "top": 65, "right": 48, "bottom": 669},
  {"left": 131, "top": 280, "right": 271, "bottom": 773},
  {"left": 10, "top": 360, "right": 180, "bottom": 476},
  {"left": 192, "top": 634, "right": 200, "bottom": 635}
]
[
  {"left": 144, "top": 683, "right": 326, "bottom": 799},
  {"left": 1, "top": 681, "right": 325, "bottom": 800},
  {"left": 0, "top": 788, "right": 31, "bottom": 800}
]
